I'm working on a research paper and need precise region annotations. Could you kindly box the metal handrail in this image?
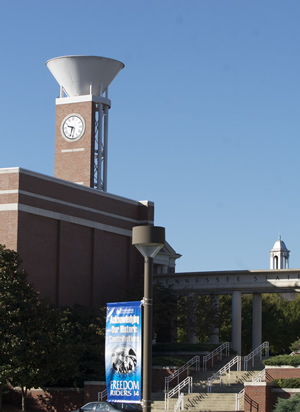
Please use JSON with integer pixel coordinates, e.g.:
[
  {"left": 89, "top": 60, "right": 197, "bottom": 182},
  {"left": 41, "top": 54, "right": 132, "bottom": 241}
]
[
  {"left": 174, "top": 393, "right": 184, "bottom": 412},
  {"left": 244, "top": 341, "right": 269, "bottom": 371},
  {"left": 235, "top": 389, "right": 244, "bottom": 411},
  {"left": 234, "top": 369, "right": 266, "bottom": 410},
  {"left": 165, "top": 376, "right": 192, "bottom": 410},
  {"left": 203, "top": 342, "right": 230, "bottom": 371},
  {"left": 252, "top": 369, "right": 266, "bottom": 382},
  {"left": 207, "top": 355, "right": 242, "bottom": 393},
  {"left": 165, "top": 355, "right": 200, "bottom": 393},
  {"left": 98, "top": 389, "right": 107, "bottom": 400}
]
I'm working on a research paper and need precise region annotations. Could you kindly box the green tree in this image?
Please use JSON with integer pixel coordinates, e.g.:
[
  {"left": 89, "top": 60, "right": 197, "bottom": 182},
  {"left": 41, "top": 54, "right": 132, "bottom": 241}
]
[
  {"left": 0, "top": 245, "right": 86, "bottom": 411},
  {"left": 59, "top": 304, "right": 106, "bottom": 385},
  {"left": 122, "top": 277, "right": 179, "bottom": 342},
  {"left": 290, "top": 338, "right": 300, "bottom": 353},
  {"left": 222, "top": 293, "right": 300, "bottom": 355},
  {"left": 177, "top": 294, "right": 223, "bottom": 343},
  {"left": 273, "top": 394, "right": 300, "bottom": 412},
  {"left": 261, "top": 294, "right": 300, "bottom": 354},
  {"left": 218, "top": 295, "right": 232, "bottom": 343},
  {"left": 152, "top": 282, "right": 178, "bottom": 342},
  {"left": 241, "top": 295, "right": 253, "bottom": 354}
]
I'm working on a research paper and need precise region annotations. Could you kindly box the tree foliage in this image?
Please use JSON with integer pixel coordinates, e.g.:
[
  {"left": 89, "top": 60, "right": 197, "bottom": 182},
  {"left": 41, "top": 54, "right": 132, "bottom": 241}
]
[
  {"left": 218, "top": 295, "right": 232, "bottom": 343},
  {"left": 152, "top": 282, "right": 178, "bottom": 342},
  {"left": 260, "top": 294, "right": 300, "bottom": 354},
  {"left": 221, "top": 293, "right": 300, "bottom": 355},
  {"left": 177, "top": 294, "right": 221, "bottom": 343},
  {"left": 275, "top": 378, "right": 300, "bottom": 388},
  {"left": 263, "top": 355, "right": 300, "bottom": 367},
  {"left": 0, "top": 245, "right": 106, "bottom": 411},
  {"left": 273, "top": 394, "right": 300, "bottom": 412},
  {"left": 290, "top": 338, "right": 300, "bottom": 353}
]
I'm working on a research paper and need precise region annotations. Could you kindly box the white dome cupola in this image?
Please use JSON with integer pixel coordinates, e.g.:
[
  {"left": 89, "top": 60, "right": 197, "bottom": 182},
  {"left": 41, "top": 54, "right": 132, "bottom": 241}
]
[{"left": 270, "top": 235, "right": 290, "bottom": 269}]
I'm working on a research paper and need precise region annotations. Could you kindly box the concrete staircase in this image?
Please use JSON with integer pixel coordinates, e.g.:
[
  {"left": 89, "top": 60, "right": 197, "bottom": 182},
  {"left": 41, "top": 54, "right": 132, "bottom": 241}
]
[{"left": 151, "top": 357, "right": 265, "bottom": 412}]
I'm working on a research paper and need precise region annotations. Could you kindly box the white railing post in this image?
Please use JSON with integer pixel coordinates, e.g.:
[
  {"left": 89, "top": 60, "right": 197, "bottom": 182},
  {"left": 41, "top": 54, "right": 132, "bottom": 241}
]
[
  {"left": 165, "top": 355, "right": 200, "bottom": 393},
  {"left": 207, "top": 378, "right": 211, "bottom": 393},
  {"left": 98, "top": 389, "right": 107, "bottom": 401},
  {"left": 206, "top": 354, "right": 241, "bottom": 392},
  {"left": 203, "top": 342, "right": 230, "bottom": 371},
  {"left": 165, "top": 376, "right": 193, "bottom": 409},
  {"left": 243, "top": 341, "right": 269, "bottom": 373},
  {"left": 252, "top": 368, "right": 266, "bottom": 383}
]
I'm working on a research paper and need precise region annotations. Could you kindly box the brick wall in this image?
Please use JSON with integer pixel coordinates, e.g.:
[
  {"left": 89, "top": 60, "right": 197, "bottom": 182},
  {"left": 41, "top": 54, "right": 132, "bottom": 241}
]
[
  {"left": 244, "top": 367, "right": 300, "bottom": 412},
  {"left": 6, "top": 366, "right": 196, "bottom": 412},
  {"left": 55, "top": 101, "right": 95, "bottom": 187},
  {"left": 84, "top": 381, "right": 106, "bottom": 403},
  {"left": 265, "top": 366, "right": 300, "bottom": 381},
  {"left": 0, "top": 168, "right": 155, "bottom": 309},
  {"left": 244, "top": 382, "right": 275, "bottom": 412},
  {"left": 7, "top": 387, "right": 84, "bottom": 412}
]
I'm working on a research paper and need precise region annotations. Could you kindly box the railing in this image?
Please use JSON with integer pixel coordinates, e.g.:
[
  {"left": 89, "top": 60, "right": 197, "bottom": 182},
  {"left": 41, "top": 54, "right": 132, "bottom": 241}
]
[
  {"left": 174, "top": 393, "right": 184, "bottom": 412},
  {"left": 252, "top": 368, "right": 266, "bottom": 382},
  {"left": 203, "top": 342, "right": 230, "bottom": 371},
  {"left": 165, "top": 376, "right": 192, "bottom": 410},
  {"left": 235, "top": 368, "right": 266, "bottom": 410},
  {"left": 98, "top": 389, "right": 107, "bottom": 400},
  {"left": 244, "top": 341, "right": 269, "bottom": 371},
  {"left": 235, "top": 389, "right": 244, "bottom": 411},
  {"left": 207, "top": 355, "right": 242, "bottom": 393},
  {"left": 165, "top": 355, "right": 200, "bottom": 393}
]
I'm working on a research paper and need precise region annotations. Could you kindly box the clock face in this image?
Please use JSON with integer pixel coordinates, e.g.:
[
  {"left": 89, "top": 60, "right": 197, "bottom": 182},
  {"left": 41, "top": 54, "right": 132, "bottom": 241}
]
[{"left": 61, "top": 114, "right": 85, "bottom": 141}]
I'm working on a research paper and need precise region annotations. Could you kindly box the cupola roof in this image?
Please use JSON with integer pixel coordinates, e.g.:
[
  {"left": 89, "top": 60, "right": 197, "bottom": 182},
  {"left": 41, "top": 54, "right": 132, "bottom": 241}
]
[{"left": 271, "top": 235, "right": 289, "bottom": 252}]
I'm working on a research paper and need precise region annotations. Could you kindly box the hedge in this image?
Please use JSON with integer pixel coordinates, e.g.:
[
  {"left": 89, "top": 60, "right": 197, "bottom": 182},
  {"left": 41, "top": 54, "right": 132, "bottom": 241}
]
[
  {"left": 263, "top": 355, "right": 300, "bottom": 367},
  {"left": 274, "top": 378, "right": 300, "bottom": 388}
]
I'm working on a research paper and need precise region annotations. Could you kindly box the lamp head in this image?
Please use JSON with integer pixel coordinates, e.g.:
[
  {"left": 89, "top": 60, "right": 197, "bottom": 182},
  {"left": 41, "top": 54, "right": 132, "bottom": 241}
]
[{"left": 132, "top": 226, "right": 165, "bottom": 258}]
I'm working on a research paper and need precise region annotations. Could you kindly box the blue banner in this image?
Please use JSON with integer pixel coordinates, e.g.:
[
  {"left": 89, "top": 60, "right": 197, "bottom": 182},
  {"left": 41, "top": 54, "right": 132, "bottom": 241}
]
[{"left": 105, "top": 301, "right": 142, "bottom": 403}]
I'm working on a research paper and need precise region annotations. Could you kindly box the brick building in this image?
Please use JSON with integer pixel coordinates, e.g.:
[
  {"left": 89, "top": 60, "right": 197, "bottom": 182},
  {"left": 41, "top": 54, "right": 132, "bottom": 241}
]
[
  {"left": 0, "top": 56, "right": 180, "bottom": 308},
  {"left": 0, "top": 167, "right": 159, "bottom": 308}
]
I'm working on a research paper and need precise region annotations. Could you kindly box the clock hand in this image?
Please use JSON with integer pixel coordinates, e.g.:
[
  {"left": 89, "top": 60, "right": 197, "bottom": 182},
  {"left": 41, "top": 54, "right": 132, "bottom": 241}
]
[{"left": 68, "top": 125, "right": 75, "bottom": 137}]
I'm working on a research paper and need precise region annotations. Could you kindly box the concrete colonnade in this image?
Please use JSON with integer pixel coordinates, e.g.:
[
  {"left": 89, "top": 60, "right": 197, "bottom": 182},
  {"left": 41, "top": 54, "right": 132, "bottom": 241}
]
[{"left": 186, "top": 292, "right": 263, "bottom": 355}]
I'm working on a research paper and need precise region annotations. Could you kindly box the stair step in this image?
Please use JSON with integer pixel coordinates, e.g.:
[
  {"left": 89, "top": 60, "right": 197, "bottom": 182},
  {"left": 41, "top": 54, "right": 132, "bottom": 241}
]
[
  {"left": 151, "top": 355, "right": 266, "bottom": 411},
  {"left": 152, "top": 393, "right": 243, "bottom": 412}
]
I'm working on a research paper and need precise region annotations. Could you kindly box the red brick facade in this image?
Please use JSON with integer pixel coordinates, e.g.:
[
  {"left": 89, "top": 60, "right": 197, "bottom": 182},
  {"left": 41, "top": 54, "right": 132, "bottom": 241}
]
[
  {"left": 244, "top": 382, "right": 274, "bottom": 412},
  {"left": 54, "top": 101, "right": 96, "bottom": 187},
  {"left": 7, "top": 370, "right": 170, "bottom": 412},
  {"left": 265, "top": 366, "right": 300, "bottom": 381},
  {"left": 0, "top": 167, "right": 154, "bottom": 308},
  {"left": 244, "top": 367, "right": 300, "bottom": 412}
]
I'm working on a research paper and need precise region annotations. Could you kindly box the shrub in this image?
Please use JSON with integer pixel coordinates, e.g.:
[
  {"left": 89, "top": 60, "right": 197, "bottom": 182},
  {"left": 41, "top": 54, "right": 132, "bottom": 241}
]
[
  {"left": 263, "top": 355, "right": 300, "bottom": 367},
  {"left": 152, "top": 342, "right": 218, "bottom": 353},
  {"left": 273, "top": 393, "right": 300, "bottom": 411},
  {"left": 274, "top": 378, "right": 300, "bottom": 388},
  {"left": 152, "top": 356, "right": 187, "bottom": 367},
  {"left": 290, "top": 338, "right": 300, "bottom": 353}
]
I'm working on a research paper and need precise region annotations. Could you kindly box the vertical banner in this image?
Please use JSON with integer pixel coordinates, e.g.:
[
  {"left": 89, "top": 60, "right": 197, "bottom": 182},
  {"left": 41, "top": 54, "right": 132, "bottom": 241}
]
[{"left": 105, "top": 301, "right": 142, "bottom": 403}]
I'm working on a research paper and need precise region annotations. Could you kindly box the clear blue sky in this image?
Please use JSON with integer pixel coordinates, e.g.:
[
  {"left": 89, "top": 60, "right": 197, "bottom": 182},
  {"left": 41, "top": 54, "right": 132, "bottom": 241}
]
[{"left": 1, "top": 1, "right": 300, "bottom": 272}]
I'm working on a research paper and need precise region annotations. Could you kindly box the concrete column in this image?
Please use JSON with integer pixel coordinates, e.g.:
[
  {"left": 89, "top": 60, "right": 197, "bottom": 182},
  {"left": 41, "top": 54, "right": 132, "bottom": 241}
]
[
  {"left": 252, "top": 293, "right": 262, "bottom": 351},
  {"left": 232, "top": 291, "right": 242, "bottom": 355},
  {"left": 209, "top": 294, "right": 220, "bottom": 344}
]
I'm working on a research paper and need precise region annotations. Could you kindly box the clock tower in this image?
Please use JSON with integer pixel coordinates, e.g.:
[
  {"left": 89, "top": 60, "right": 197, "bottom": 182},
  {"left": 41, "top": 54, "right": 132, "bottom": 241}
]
[{"left": 46, "top": 56, "right": 124, "bottom": 190}]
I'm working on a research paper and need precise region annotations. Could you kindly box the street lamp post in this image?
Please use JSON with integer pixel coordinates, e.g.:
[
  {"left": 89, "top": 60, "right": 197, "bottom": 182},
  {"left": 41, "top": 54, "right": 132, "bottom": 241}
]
[{"left": 132, "top": 225, "right": 165, "bottom": 412}]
